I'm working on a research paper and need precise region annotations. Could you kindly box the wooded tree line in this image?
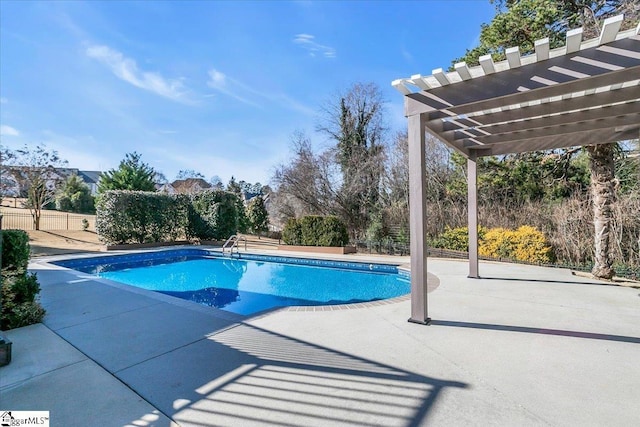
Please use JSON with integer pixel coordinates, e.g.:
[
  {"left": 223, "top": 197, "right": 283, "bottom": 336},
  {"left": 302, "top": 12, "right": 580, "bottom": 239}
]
[
  {"left": 272, "top": 0, "right": 640, "bottom": 275},
  {"left": 271, "top": 100, "right": 638, "bottom": 269}
]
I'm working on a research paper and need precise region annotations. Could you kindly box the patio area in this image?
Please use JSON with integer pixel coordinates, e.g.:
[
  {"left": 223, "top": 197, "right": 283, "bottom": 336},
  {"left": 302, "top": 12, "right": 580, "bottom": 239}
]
[{"left": 2, "top": 254, "right": 639, "bottom": 426}]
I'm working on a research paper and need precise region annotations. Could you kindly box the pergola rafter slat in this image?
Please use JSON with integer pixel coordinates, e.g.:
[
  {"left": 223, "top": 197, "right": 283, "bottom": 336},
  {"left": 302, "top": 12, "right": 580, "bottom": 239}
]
[
  {"left": 408, "top": 64, "right": 640, "bottom": 117},
  {"left": 433, "top": 84, "right": 639, "bottom": 130},
  {"left": 446, "top": 101, "right": 639, "bottom": 139},
  {"left": 459, "top": 112, "right": 640, "bottom": 145},
  {"left": 391, "top": 15, "right": 640, "bottom": 325},
  {"left": 482, "top": 126, "right": 639, "bottom": 156}
]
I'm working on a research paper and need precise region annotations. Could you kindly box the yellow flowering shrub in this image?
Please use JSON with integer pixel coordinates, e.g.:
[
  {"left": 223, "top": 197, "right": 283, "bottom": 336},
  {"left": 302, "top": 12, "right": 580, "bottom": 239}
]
[
  {"left": 479, "top": 227, "right": 514, "bottom": 259},
  {"left": 479, "top": 225, "right": 553, "bottom": 263}
]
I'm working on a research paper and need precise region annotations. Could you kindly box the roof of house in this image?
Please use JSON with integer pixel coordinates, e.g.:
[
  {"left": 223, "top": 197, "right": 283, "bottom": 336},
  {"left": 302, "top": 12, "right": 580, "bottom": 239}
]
[
  {"left": 171, "top": 178, "right": 212, "bottom": 194},
  {"left": 78, "top": 170, "right": 102, "bottom": 184}
]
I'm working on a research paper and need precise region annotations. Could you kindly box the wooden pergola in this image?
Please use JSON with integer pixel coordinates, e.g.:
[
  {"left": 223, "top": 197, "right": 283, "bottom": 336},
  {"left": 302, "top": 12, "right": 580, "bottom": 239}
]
[{"left": 392, "top": 15, "right": 639, "bottom": 325}]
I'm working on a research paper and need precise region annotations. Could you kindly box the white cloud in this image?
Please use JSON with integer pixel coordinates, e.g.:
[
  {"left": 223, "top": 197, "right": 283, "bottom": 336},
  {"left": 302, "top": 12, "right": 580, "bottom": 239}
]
[
  {"left": 86, "top": 44, "right": 191, "bottom": 103},
  {"left": 206, "top": 68, "right": 259, "bottom": 107},
  {"left": 293, "top": 33, "right": 336, "bottom": 58},
  {"left": 206, "top": 68, "right": 314, "bottom": 115},
  {"left": 208, "top": 69, "right": 226, "bottom": 86},
  {"left": 207, "top": 68, "right": 315, "bottom": 115},
  {"left": 0, "top": 125, "right": 20, "bottom": 136},
  {"left": 401, "top": 46, "right": 413, "bottom": 63}
]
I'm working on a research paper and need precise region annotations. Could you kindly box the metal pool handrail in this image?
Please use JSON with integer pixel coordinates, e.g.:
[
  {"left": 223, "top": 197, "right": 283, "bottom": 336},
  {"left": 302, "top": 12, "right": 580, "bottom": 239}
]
[{"left": 222, "top": 235, "right": 247, "bottom": 255}]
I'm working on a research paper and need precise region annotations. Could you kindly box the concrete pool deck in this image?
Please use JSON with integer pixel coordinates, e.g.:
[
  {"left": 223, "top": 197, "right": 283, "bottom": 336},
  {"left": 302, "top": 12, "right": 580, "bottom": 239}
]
[{"left": 1, "top": 252, "right": 639, "bottom": 426}]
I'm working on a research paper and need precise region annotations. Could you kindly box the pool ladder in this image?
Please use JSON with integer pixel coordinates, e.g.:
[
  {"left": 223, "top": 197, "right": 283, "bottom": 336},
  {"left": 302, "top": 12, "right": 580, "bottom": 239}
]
[{"left": 222, "top": 235, "right": 247, "bottom": 256}]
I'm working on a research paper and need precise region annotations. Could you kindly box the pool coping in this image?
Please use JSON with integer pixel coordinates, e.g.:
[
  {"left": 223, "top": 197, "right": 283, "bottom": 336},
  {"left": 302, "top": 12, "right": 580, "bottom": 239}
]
[{"left": 30, "top": 245, "right": 428, "bottom": 318}]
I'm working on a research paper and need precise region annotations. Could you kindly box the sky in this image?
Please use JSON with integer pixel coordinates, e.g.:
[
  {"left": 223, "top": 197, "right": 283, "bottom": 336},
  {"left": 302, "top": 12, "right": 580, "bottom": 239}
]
[{"left": 0, "top": 0, "right": 496, "bottom": 185}]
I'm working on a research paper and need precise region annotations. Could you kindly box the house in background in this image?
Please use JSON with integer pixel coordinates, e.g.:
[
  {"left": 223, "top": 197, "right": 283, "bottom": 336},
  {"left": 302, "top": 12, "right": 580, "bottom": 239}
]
[
  {"left": 78, "top": 170, "right": 102, "bottom": 195},
  {"left": 156, "top": 182, "right": 176, "bottom": 194},
  {"left": 0, "top": 167, "right": 103, "bottom": 198},
  {"left": 242, "top": 191, "right": 270, "bottom": 209},
  {"left": 170, "top": 178, "right": 211, "bottom": 194}
]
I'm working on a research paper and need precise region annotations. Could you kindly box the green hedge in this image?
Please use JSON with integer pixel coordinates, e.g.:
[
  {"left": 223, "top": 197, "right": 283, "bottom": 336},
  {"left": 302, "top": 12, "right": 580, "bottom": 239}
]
[
  {"left": 2, "top": 229, "right": 30, "bottom": 271},
  {"left": 96, "top": 190, "right": 240, "bottom": 245},
  {"left": 96, "top": 191, "right": 188, "bottom": 244},
  {"left": 187, "top": 191, "right": 238, "bottom": 240},
  {"left": 282, "top": 218, "right": 302, "bottom": 245},
  {"left": 282, "top": 215, "right": 349, "bottom": 247}
]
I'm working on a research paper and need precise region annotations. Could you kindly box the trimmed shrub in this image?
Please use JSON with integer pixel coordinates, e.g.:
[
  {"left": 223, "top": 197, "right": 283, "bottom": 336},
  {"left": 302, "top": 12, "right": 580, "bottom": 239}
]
[
  {"left": 187, "top": 190, "right": 239, "bottom": 240},
  {"left": 282, "top": 218, "right": 302, "bottom": 245},
  {"left": 2, "top": 229, "right": 30, "bottom": 271},
  {"left": 299, "top": 216, "right": 325, "bottom": 246},
  {"left": 318, "top": 216, "right": 350, "bottom": 247},
  {"left": 96, "top": 189, "right": 241, "bottom": 245},
  {"left": 96, "top": 191, "right": 188, "bottom": 244},
  {"left": 282, "top": 216, "right": 349, "bottom": 247}
]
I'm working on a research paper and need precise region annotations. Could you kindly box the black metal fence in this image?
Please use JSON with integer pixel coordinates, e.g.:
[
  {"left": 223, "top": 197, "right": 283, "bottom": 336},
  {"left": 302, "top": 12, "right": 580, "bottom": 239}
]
[{"left": 1, "top": 211, "right": 96, "bottom": 231}]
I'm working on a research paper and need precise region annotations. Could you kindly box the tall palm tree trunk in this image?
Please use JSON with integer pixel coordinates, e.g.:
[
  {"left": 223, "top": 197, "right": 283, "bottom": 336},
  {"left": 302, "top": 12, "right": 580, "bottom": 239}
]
[{"left": 585, "top": 143, "right": 616, "bottom": 279}]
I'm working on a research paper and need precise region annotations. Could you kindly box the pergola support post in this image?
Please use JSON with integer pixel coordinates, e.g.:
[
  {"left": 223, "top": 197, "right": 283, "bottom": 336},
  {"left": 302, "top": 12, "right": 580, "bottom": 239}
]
[
  {"left": 408, "top": 113, "right": 431, "bottom": 325},
  {"left": 468, "top": 152, "right": 479, "bottom": 278}
]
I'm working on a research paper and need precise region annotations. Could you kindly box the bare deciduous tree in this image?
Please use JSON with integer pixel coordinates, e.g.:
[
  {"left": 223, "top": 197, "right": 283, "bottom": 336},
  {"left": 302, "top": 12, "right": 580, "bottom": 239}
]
[
  {"left": 272, "top": 131, "right": 332, "bottom": 222},
  {"left": 316, "top": 82, "right": 388, "bottom": 238},
  {"left": 3, "top": 144, "right": 68, "bottom": 230}
]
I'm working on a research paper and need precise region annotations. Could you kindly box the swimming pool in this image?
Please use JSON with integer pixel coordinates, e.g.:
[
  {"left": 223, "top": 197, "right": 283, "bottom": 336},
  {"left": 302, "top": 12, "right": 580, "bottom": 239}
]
[{"left": 54, "top": 249, "right": 410, "bottom": 315}]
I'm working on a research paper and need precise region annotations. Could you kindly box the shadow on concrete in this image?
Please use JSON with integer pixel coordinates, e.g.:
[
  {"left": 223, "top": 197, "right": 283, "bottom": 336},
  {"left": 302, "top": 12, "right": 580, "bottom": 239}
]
[
  {"left": 117, "top": 323, "right": 467, "bottom": 427},
  {"left": 30, "top": 245, "right": 102, "bottom": 257},
  {"left": 32, "top": 258, "right": 468, "bottom": 426},
  {"left": 41, "top": 230, "right": 99, "bottom": 244},
  {"left": 432, "top": 320, "right": 640, "bottom": 344},
  {"left": 29, "top": 231, "right": 103, "bottom": 257}
]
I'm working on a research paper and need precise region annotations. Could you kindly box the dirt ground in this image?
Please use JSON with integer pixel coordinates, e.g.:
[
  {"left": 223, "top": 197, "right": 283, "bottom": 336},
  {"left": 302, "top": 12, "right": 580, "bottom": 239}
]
[{"left": 27, "top": 230, "right": 105, "bottom": 257}]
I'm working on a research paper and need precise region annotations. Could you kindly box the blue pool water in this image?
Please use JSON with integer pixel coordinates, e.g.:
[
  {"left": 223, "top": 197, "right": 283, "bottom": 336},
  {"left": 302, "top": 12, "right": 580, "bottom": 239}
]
[{"left": 54, "top": 250, "right": 409, "bottom": 315}]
